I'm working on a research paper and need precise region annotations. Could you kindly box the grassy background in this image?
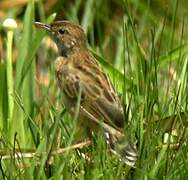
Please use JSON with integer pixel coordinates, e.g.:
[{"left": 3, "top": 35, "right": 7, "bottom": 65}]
[{"left": 0, "top": 0, "right": 188, "bottom": 179}]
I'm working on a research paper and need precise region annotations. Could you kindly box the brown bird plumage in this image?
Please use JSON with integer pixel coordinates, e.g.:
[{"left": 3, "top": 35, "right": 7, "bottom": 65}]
[{"left": 35, "top": 21, "right": 137, "bottom": 166}]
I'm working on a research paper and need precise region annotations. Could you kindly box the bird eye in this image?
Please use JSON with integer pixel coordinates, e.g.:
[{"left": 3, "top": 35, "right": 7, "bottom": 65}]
[{"left": 58, "top": 29, "right": 65, "bottom": 34}]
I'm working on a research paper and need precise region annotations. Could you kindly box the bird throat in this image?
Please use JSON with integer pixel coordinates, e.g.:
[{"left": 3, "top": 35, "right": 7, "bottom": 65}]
[
  {"left": 58, "top": 42, "right": 82, "bottom": 58},
  {"left": 58, "top": 43, "right": 72, "bottom": 57},
  {"left": 49, "top": 34, "right": 73, "bottom": 58}
]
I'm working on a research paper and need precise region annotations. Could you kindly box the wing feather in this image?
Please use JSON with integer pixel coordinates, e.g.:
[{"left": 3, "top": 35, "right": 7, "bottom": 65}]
[{"left": 60, "top": 51, "right": 125, "bottom": 129}]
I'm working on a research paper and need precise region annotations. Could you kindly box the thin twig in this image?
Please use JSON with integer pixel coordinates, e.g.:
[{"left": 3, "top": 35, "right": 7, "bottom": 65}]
[{"left": 1, "top": 140, "right": 92, "bottom": 160}]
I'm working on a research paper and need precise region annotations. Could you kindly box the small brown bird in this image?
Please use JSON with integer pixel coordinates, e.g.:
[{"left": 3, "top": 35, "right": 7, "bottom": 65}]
[{"left": 35, "top": 21, "right": 137, "bottom": 166}]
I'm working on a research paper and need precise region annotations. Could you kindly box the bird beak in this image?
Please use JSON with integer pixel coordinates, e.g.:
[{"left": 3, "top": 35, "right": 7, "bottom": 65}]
[{"left": 34, "top": 22, "right": 51, "bottom": 32}]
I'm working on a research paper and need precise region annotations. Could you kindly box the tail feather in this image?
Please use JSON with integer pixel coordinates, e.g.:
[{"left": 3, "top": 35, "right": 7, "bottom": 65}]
[
  {"left": 105, "top": 132, "right": 137, "bottom": 167},
  {"left": 121, "top": 143, "right": 137, "bottom": 167}
]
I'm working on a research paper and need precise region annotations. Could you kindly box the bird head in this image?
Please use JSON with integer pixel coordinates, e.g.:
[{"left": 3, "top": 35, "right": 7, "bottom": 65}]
[{"left": 35, "top": 21, "right": 87, "bottom": 57}]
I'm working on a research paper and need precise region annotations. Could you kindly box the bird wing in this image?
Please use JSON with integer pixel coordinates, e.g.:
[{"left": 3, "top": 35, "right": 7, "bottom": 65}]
[{"left": 60, "top": 51, "right": 125, "bottom": 130}]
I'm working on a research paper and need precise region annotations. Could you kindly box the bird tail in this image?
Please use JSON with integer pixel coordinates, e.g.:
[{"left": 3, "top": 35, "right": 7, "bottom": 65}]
[
  {"left": 117, "top": 141, "right": 137, "bottom": 167},
  {"left": 105, "top": 132, "right": 137, "bottom": 167}
]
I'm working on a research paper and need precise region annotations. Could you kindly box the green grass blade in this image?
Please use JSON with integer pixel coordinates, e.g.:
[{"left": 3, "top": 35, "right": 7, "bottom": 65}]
[
  {"left": 19, "top": 13, "right": 56, "bottom": 88},
  {"left": 6, "top": 31, "right": 14, "bottom": 128},
  {"left": 91, "top": 49, "right": 136, "bottom": 91},
  {"left": 0, "top": 62, "right": 8, "bottom": 131},
  {"left": 15, "top": 1, "right": 35, "bottom": 91},
  {"left": 157, "top": 42, "right": 188, "bottom": 67}
]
